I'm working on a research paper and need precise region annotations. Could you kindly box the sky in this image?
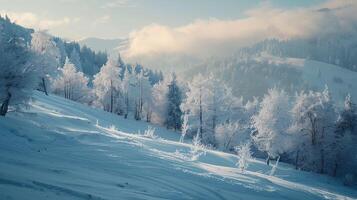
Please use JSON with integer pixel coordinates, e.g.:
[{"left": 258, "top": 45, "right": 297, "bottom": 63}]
[
  {"left": 2, "top": 0, "right": 357, "bottom": 70},
  {"left": 0, "top": 0, "right": 326, "bottom": 40}
]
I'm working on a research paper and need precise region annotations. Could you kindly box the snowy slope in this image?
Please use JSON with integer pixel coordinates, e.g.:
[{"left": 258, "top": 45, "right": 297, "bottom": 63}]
[
  {"left": 0, "top": 92, "right": 356, "bottom": 200},
  {"left": 78, "top": 37, "right": 129, "bottom": 54},
  {"left": 187, "top": 54, "right": 357, "bottom": 104},
  {"left": 255, "top": 54, "right": 357, "bottom": 104}
]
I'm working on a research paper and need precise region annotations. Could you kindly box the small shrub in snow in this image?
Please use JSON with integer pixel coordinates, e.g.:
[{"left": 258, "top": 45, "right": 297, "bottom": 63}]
[
  {"left": 144, "top": 126, "right": 157, "bottom": 139},
  {"left": 109, "top": 125, "right": 117, "bottom": 131},
  {"left": 235, "top": 142, "right": 252, "bottom": 172},
  {"left": 190, "top": 130, "right": 206, "bottom": 161}
]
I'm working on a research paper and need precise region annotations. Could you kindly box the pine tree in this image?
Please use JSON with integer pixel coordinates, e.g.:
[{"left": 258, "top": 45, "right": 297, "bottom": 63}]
[
  {"left": 166, "top": 73, "right": 183, "bottom": 130},
  {"left": 69, "top": 48, "right": 82, "bottom": 72}
]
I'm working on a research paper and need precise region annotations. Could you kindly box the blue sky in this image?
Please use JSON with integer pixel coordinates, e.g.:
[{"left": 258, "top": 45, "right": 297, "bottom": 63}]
[{"left": 0, "top": 0, "right": 326, "bottom": 40}]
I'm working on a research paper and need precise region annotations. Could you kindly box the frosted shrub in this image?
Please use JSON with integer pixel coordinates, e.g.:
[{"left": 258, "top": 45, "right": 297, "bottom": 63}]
[
  {"left": 109, "top": 124, "right": 117, "bottom": 131},
  {"left": 190, "top": 130, "right": 206, "bottom": 161},
  {"left": 235, "top": 142, "right": 252, "bottom": 173},
  {"left": 144, "top": 126, "right": 157, "bottom": 139}
]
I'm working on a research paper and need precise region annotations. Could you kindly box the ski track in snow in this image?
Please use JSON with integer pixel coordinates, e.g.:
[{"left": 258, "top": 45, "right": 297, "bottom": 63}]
[{"left": 0, "top": 91, "right": 356, "bottom": 200}]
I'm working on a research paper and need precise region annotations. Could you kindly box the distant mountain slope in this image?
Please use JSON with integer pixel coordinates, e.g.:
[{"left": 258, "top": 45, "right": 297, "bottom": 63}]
[
  {"left": 184, "top": 54, "right": 357, "bottom": 104},
  {"left": 0, "top": 91, "right": 356, "bottom": 199},
  {"left": 78, "top": 37, "right": 129, "bottom": 53},
  {"left": 238, "top": 37, "right": 357, "bottom": 72}
]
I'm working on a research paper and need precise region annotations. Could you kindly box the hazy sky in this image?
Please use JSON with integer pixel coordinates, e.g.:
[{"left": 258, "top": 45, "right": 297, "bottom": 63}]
[{"left": 0, "top": 0, "right": 326, "bottom": 40}]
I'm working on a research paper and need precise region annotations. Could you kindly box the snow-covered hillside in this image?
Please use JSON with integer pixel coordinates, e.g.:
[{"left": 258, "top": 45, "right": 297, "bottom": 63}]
[
  {"left": 187, "top": 54, "right": 357, "bottom": 104},
  {"left": 0, "top": 92, "right": 356, "bottom": 200},
  {"left": 78, "top": 37, "right": 129, "bottom": 54}
]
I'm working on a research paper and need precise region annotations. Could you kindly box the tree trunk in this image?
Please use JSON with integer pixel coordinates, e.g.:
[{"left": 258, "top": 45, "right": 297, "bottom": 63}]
[
  {"left": 125, "top": 92, "right": 129, "bottom": 119},
  {"left": 0, "top": 92, "right": 12, "bottom": 116},
  {"left": 266, "top": 156, "right": 270, "bottom": 166},
  {"left": 42, "top": 77, "right": 48, "bottom": 96},
  {"left": 110, "top": 80, "right": 113, "bottom": 113},
  {"left": 199, "top": 88, "right": 203, "bottom": 139}
]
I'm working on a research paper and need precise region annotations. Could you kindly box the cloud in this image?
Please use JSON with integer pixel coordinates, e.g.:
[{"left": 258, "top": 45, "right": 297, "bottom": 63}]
[
  {"left": 0, "top": 11, "right": 79, "bottom": 30},
  {"left": 101, "top": 0, "right": 136, "bottom": 9},
  {"left": 93, "top": 15, "right": 111, "bottom": 25},
  {"left": 123, "top": 0, "right": 357, "bottom": 65}
]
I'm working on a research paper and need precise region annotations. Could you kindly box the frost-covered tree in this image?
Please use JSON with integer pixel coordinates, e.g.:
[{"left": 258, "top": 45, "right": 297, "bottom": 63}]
[
  {"left": 31, "top": 31, "right": 61, "bottom": 95},
  {"left": 181, "top": 74, "right": 205, "bottom": 140},
  {"left": 151, "top": 79, "right": 169, "bottom": 125},
  {"left": 166, "top": 73, "right": 183, "bottom": 130},
  {"left": 252, "top": 88, "right": 293, "bottom": 164},
  {"left": 51, "top": 58, "right": 90, "bottom": 103},
  {"left": 117, "top": 64, "right": 153, "bottom": 120},
  {"left": 93, "top": 55, "right": 123, "bottom": 113},
  {"left": 215, "top": 95, "right": 257, "bottom": 150},
  {"left": 0, "top": 18, "right": 39, "bottom": 116},
  {"left": 132, "top": 71, "right": 152, "bottom": 121},
  {"left": 216, "top": 122, "right": 243, "bottom": 151},
  {"left": 151, "top": 73, "right": 183, "bottom": 127},
  {"left": 216, "top": 122, "right": 239, "bottom": 151},
  {"left": 290, "top": 87, "right": 337, "bottom": 174},
  {"left": 120, "top": 66, "right": 136, "bottom": 118},
  {"left": 181, "top": 74, "right": 234, "bottom": 145}
]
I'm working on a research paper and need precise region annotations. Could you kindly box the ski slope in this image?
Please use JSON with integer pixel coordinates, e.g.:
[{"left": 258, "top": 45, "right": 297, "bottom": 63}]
[{"left": 0, "top": 92, "right": 356, "bottom": 200}]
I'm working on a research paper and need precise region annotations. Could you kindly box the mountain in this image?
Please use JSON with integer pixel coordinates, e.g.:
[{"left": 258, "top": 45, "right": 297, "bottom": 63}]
[
  {"left": 239, "top": 37, "right": 357, "bottom": 72},
  {"left": 78, "top": 37, "right": 129, "bottom": 54},
  {"left": 0, "top": 91, "right": 356, "bottom": 200},
  {"left": 183, "top": 54, "right": 357, "bottom": 105}
]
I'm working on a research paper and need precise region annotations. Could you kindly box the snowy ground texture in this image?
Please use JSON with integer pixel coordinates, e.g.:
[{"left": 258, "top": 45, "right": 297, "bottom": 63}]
[{"left": 0, "top": 92, "right": 356, "bottom": 200}]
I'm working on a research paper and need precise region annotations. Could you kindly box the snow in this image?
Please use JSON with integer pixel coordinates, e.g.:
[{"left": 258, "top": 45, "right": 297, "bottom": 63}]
[
  {"left": 0, "top": 92, "right": 356, "bottom": 200},
  {"left": 256, "top": 54, "right": 357, "bottom": 104}
]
